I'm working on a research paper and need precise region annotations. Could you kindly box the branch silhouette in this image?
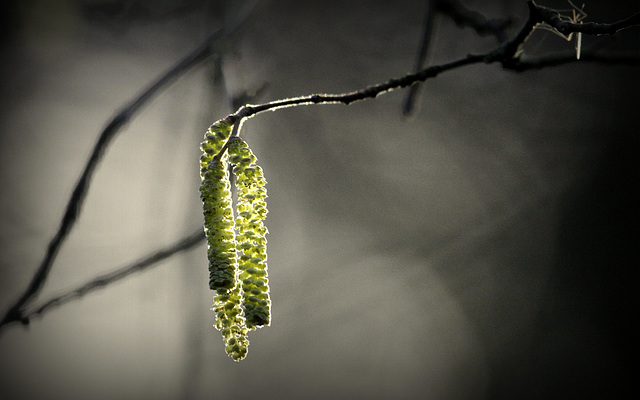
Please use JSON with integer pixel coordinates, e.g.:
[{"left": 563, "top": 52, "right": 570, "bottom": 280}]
[
  {"left": 402, "top": 0, "right": 438, "bottom": 116},
  {"left": 534, "top": 2, "right": 640, "bottom": 36},
  {"left": 23, "top": 229, "right": 205, "bottom": 321},
  {"left": 223, "top": 1, "right": 640, "bottom": 124},
  {"left": 2, "top": 0, "right": 638, "bottom": 330}
]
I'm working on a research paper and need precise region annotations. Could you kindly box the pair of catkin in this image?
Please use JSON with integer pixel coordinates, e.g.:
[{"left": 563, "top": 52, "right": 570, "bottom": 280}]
[{"left": 199, "top": 118, "right": 271, "bottom": 361}]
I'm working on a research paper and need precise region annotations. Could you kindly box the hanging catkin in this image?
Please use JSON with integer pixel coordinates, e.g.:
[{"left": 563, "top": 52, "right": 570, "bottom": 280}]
[
  {"left": 228, "top": 138, "right": 271, "bottom": 329},
  {"left": 199, "top": 118, "right": 249, "bottom": 361}
]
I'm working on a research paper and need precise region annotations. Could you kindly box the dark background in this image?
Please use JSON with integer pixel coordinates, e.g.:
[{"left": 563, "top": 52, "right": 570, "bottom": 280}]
[{"left": 1, "top": 1, "right": 638, "bottom": 399}]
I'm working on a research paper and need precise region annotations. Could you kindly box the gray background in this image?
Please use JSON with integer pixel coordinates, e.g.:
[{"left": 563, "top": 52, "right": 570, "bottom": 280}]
[{"left": 1, "top": 1, "right": 638, "bottom": 399}]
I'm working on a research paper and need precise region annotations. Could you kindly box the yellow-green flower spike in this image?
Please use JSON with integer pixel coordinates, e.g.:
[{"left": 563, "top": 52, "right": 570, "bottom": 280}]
[
  {"left": 201, "top": 158, "right": 236, "bottom": 290},
  {"left": 228, "top": 138, "right": 271, "bottom": 329},
  {"left": 199, "top": 118, "right": 272, "bottom": 359},
  {"left": 199, "top": 119, "right": 237, "bottom": 291},
  {"left": 199, "top": 118, "right": 250, "bottom": 361}
]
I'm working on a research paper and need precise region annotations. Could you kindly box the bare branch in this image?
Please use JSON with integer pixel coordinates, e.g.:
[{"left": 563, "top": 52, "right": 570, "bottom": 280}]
[
  {"left": 497, "top": 1, "right": 640, "bottom": 67},
  {"left": 533, "top": 2, "right": 640, "bottom": 37},
  {"left": 224, "top": 1, "right": 638, "bottom": 137},
  {"left": 402, "top": 0, "right": 438, "bottom": 116},
  {"left": 15, "top": 230, "right": 205, "bottom": 325},
  {"left": 235, "top": 54, "right": 484, "bottom": 120}
]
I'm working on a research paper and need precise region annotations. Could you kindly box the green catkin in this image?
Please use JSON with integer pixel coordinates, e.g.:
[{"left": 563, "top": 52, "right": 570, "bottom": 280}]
[
  {"left": 201, "top": 158, "right": 236, "bottom": 290},
  {"left": 198, "top": 118, "right": 272, "bottom": 360},
  {"left": 199, "top": 119, "right": 237, "bottom": 291},
  {"left": 199, "top": 118, "right": 249, "bottom": 361},
  {"left": 228, "top": 138, "right": 271, "bottom": 329}
]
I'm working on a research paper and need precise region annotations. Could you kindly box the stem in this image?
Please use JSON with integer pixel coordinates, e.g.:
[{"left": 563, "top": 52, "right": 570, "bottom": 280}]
[{"left": 23, "top": 230, "right": 205, "bottom": 322}]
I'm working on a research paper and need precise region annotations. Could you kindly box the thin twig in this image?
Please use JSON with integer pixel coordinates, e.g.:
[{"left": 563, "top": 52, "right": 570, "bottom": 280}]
[
  {"left": 236, "top": 54, "right": 485, "bottom": 119},
  {"left": 0, "top": 1, "right": 256, "bottom": 329},
  {"left": 232, "top": 1, "right": 638, "bottom": 122},
  {"left": 498, "top": 1, "right": 640, "bottom": 68},
  {"left": 534, "top": 2, "right": 640, "bottom": 37},
  {"left": 231, "top": 1, "right": 638, "bottom": 122},
  {"left": 402, "top": 0, "right": 439, "bottom": 116},
  {"left": 21, "top": 229, "right": 205, "bottom": 322}
]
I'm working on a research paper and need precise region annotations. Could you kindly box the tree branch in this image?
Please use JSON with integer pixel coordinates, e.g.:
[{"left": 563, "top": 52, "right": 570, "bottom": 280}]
[
  {"left": 230, "top": 1, "right": 639, "bottom": 122},
  {"left": 236, "top": 54, "right": 485, "bottom": 119},
  {"left": 402, "top": 0, "right": 438, "bottom": 116},
  {"left": 232, "top": 7, "right": 637, "bottom": 122},
  {"left": 18, "top": 229, "right": 205, "bottom": 324},
  {"left": 0, "top": 1, "right": 256, "bottom": 329},
  {"left": 533, "top": 2, "right": 640, "bottom": 37}
]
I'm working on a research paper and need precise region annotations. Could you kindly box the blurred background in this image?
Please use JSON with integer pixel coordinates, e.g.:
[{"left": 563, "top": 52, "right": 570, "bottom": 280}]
[{"left": 0, "top": 1, "right": 638, "bottom": 399}]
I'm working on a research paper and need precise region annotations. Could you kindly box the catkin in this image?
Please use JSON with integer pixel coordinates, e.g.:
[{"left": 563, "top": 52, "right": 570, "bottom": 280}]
[
  {"left": 201, "top": 158, "right": 236, "bottom": 290},
  {"left": 199, "top": 118, "right": 249, "bottom": 361},
  {"left": 228, "top": 138, "right": 271, "bottom": 329},
  {"left": 199, "top": 119, "right": 237, "bottom": 291}
]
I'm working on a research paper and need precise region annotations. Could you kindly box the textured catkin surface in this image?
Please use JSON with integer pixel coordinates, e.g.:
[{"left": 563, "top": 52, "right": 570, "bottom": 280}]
[
  {"left": 228, "top": 139, "right": 271, "bottom": 330},
  {"left": 0, "top": 1, "right": 638, "bottom": 400},
  {"left": 199, "top": 124, "right": 272, "bottom": 360},
  {"left": 199, "top": 120, "right": 251, "bottom": 361}
]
